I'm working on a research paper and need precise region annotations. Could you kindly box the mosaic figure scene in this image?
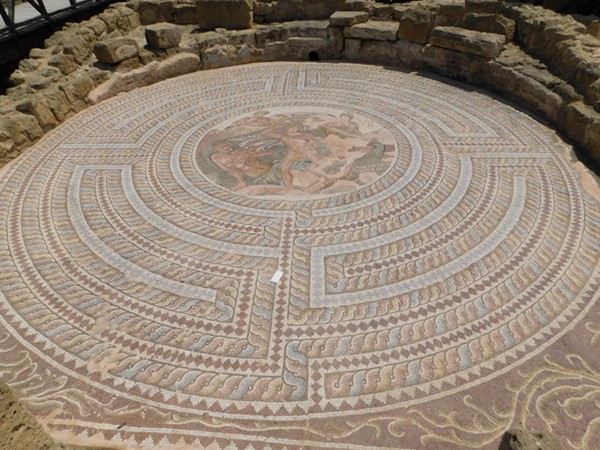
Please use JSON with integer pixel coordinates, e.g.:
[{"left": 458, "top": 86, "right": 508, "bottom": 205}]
[{"left": 196, "top": 110, "right": 396, "bottom": 197}]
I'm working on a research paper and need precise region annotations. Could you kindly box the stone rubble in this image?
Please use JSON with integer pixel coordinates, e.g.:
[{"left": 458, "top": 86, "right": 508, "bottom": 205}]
[
  {"left": 329, "top": 11, "right": 369, "bottom": 27},
  {"left": 398, "top": 8, "right": 436, "bottom": 44},
  {"left": 429, "top": 25, "right": 505, "bottom": 58},
  {"left": 343, "top": 20, "right": 399, "bottom": 41},
  {"left": 462, "top": 12, "right": 515, "bottom": 41},
  {"left": 501, "top": 428, "right": 563, "bottom": 450},
  {"left": 94, "top": 37, "right": 140, "bottom": 64},
  {"left": 197, "top": 0, "right": 253, "bottom": 30},
  {"left": 1, "top": 0, "right": 600, "bottom": 167},
  {"left": 145, "top": 22, "right": 183, "bottom": 49}
]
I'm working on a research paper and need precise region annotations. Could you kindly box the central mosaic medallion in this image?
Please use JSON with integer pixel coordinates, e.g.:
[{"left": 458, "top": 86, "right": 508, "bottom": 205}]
[{"left": 194, "top": 108, "right": 397, "bottom": 197}]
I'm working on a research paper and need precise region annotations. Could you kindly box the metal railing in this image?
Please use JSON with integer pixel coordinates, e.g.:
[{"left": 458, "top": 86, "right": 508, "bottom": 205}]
[
  {"left": 3, "top": 0, "right": 61, "bottom": 35},
  {"left": 0, "top": 0, "right": 108, "bottom": 35},
  {"left": 0, "top": 0, "right": 114, "bottom": 68}
]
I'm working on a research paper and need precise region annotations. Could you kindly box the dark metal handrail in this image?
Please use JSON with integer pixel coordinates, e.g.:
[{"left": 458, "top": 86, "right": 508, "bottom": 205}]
[
  {"left": 1, "top": 0, "right": 90, "bottom": 36},
  {"left": 0, "top": 0, "right": 114, "bottom": 40},
  {"left": 0, "top": 0, "right": 114, "bottom": 68}
]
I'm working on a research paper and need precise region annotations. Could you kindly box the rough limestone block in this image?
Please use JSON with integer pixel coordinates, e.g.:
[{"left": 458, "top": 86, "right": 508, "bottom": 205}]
[
  {"left": 463, "top": 13, "right": 515, "bottom": 42},
  {"left": 202, "top": 43, "right": 263, "bottom": 69},
  {"left": 422, "top": 45, "right": 486, "bottom": 83},
  {"left": 194, "top": 31, "right": 228, "bottom": 51},
  {"left": 145, "top": 23, "right": 182, "bottom": 49},
  {"left": 47, "top": 54, "right": 78, "bottom": 75},
  {"left": 94, "top": 37, "right": 139, "bottom": 64},
  {"left": 0, "top": 381, "right": 64, "bottom": 450},
  {"left": 88, "top": 53, "right": 200, "bottom": 104},
  {"left": 438, "top": 2, "right": 466, "bottom": 18},
  {"left": 343, "top": 38, "right": 423, "bottom": 67},
  {"left": 197, "top": 0, "right": 253, "bottom": 30},
  {"left": 264, "top": 37, "right": 337, "bottom": 61},
  {"left": 254, "top": 1, "right": 273, "bottom": 17},
  {"left": 342, "top": 38, "right": 362, "bottom": 58},
  {"left": 465, "top": 0, "right": 501, "bottom": 14},
  {"left": 587, "top": 21, "right": 600, "bottom": 39},
  {"left": 8, "top": 70, "right": 26, "bottom": 86},
  {"left": 329, "top": 11, "right": 368, "bottom": 27},
  {"left": 398, "top": 8, "right": 436, "bottom": 44},
  {"left": 228, "top": 29, "right": 257, "bottom": 46},
  {"left": 62, "top": 33, "right": 93, "bottom": 64},
  {"left": 392, "top": 4, "right": 409, "bottom": 20},
  {"left": 114, "top": 5, "right": 140, "bottom": 30},
  {"left": 338, "top": 0, "right": 372, "bottom": 14},
  {"left": 85, "top": 17, "right": 108, "bottom": 36},
  {"left": 344, "top": 20, "right": 399, "bottom": 42},
  {"left": 42, "top": 88, "right": 72, "bottom": 122},
  {"left": 255, "top": 25, "right": 286, "bottom": 47},
  {"left": 174, "top": 4, "right": 197, "bottom": 24},
  {"left": 44, "top": 29, "right": 90, "bottom": 60},
  {"left": 28, "top": 77, "right": 51, "bottom": 90},
  {"left": 275, "top": 21, "right": 329, "bottom": 40},
  {"left": 372, "top": 4, "right": 393, "bottom": 20},
  {"left": 588, "top": 78, "right": 600, "bottom": 112},
  {"left": 328, "top": 25, "right": 344, "bottom": 53},
  {"left": 201, "top": 44, "right": 240, "bottom": 69},
  {"left": 155, "top": 52, "right": 200, "bottom": 79},
  {"left": 0, "top": 112, "right": 43, "bottom": 148},
  {"left": 501, "top": 428, "right": 563, "bottom": 450},
  {"left": 40, "top": 66, "right": 61, "bottom": 80},
  {"left": 584, "top": 121, "right": 600, "bottom": 164},
  {"left": 59, "top": 76, "right": 95, "bottom": 107},
  {"left": 429, "top": 26, "right": 504, "bottom": 58},
  {"left": 16, "top": 97, "right": 58, "bottom": 130},
  {"left": 98, "top": 8, "right": 126, "bottom": 33},
  {"left": 138, "top": 1, "right": 160, "bottom": 25},
  {"left": 487, "top": 62, "right": 563, "bottom": 123},
  {"left": 562, "top": 101, "right": 596, "bottom": 143},
  {"left": 28, "top": 48, "right": 51, "bottom": 59}
]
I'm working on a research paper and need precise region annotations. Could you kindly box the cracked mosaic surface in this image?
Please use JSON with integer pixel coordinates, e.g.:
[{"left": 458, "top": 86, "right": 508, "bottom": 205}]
[{"left": 0, "top": 62, "right": 598, "bottom": 449}]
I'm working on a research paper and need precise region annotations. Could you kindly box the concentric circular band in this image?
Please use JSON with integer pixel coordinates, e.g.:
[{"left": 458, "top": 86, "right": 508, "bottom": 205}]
[{"left": 0, "top": 62, "right": 598, "bottom": 448}]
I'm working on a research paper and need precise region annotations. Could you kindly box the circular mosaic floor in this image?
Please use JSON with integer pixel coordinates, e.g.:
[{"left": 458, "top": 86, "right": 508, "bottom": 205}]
[{"left": 0, "top": 62, "right": 599, "bottom": 449}]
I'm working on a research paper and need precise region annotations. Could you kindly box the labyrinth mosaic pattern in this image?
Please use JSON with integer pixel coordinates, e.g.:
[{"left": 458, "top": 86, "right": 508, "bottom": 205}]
[{"left": 0, "top": 62, "right": 599, "bottom": 449}]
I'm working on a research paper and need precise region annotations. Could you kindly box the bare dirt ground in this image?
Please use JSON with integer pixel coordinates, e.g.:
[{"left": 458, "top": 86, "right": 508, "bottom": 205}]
[{"left": 1, "top": 381, "right": 118, "bottom": 450}]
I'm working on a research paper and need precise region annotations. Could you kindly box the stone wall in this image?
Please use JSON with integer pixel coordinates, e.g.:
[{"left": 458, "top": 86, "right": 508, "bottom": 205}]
[
  {"left": 0, "top": 3, "right": 141, "bottom": 165},
  {"left": 1, "top": 0, "right": 600, "bottom": 167},
  {"left": 517, "top": 0, "right": 600, "bottom": 16},
  {"left": 254, "top": 0, "right": 346, "bottom": 23}
]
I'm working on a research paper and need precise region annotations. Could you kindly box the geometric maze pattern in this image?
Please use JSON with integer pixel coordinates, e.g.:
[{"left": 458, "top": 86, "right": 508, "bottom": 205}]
[{"left": 0, "top": 62, "right": 598, "bottom": 449}]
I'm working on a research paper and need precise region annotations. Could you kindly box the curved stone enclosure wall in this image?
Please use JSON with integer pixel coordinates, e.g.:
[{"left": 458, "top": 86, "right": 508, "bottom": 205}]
[{"left": 1, "top": 0, "right": 600, "bottom": 167}]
